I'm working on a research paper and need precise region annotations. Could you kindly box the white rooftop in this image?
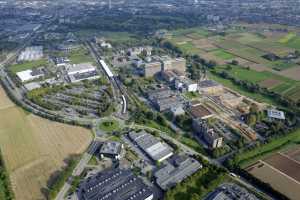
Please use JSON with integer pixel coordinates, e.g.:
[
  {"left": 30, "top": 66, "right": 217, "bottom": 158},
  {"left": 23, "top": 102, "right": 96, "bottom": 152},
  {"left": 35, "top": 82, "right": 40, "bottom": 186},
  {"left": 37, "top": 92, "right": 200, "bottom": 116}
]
[
  {"left": 268, "top": 109, "right": 285, "bottom": 120},
  {"left": 66, "top": 63, "right": 96, "bottom": 75}
]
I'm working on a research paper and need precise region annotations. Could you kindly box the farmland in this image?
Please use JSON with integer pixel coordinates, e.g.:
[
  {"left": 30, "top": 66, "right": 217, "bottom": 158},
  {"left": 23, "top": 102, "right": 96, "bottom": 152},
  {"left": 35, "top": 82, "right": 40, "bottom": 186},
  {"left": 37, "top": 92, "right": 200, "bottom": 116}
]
[
  {"left": 167, "top": 27, "right": 300, "bottom": 101},
  {"left": 0, "top": 86, "right": 92, "bottom": 200}
]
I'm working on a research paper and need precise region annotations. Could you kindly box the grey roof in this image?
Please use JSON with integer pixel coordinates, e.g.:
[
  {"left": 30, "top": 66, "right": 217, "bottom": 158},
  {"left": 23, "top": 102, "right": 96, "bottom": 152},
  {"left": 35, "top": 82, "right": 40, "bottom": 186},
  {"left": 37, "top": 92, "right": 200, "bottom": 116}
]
[
  {"left": 154, "top": 156, "right": 202, "bottom": 190},
  {"left": 80, "top": 168, "right": 153, "bottom": 200},
  {"left": 128, "top": 131, "right": 173, "bottom": 162},
  {"left": 99, "top": 141, "right": 122, "bottom": 156},
  {"left": 199, "top": 80, "right": 221, "bottom": 88}
]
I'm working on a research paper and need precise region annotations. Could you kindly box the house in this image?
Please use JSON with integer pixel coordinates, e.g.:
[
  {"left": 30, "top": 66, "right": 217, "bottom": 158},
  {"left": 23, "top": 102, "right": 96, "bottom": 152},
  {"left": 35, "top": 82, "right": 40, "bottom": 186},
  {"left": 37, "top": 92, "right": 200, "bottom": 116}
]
[{"left": 99, "top": 141, "right": 123, "bottom": 160}]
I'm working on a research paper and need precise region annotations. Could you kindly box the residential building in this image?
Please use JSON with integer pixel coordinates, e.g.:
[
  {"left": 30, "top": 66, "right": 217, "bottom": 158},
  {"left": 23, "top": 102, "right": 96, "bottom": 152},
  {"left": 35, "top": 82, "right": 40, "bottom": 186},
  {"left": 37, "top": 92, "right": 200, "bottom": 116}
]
[
  {"left": 128, "top": 131, "right": 173, "bottom": 162},
  {"left": 198, "top": 80, "right": 223, "bottom": 95},
  {"left": 99, "top": 141, "right": 123, "bottom": 160},
  {"left": 79, "top": 168, "right": 154, "bottom": 200}
]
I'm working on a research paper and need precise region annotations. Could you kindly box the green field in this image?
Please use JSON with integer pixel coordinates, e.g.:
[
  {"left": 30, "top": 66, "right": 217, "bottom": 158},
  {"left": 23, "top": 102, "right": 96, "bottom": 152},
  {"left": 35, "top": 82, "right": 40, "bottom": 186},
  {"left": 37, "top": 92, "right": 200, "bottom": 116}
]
[
  {"left": 171, "top": 27, "right": 211, "bottom": 37},
  {"left": 279, "top": 32, "right": 297, "bottom": 43},
  {"left": 68, "top": 48, "right": 94, "bottom": 64},
  {"left": 235, "top": 33, "right": 264, "bottom": 44},
  {"left": 235, "top": 128, "right": 300, "bottom": 168},
  {"left": 99, "top": 119, "right": 120, "bottom": 132},
  {"left": 176, "top": 41, "right": 202, "bottom": 54},
  {"left": 212, "top": 49, "right": 235, "bottom": 60},
  {"left": 268, "top": 60, "right": 297, "bottom": 71},
  {"left": 9, "top": 59, "right": 48, "bottom": 74}
]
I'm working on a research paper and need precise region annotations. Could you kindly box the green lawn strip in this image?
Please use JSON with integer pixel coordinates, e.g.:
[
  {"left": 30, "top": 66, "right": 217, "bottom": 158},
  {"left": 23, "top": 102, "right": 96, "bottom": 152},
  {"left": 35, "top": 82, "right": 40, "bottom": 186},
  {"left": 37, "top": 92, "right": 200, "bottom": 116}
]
[
  {"left": 279, "top": 32, "right": 297, "bottom": 44},
  {"left": 212, "top": 49, "right": 235, "bottom": 60},
  {"left": 99, "top": 120, "right": 120, "bottom": 132},
  {"left": 237, "top": 129, "right": 300, "bottom": 168},
  {"left": 9, "top": 59, "right": 48, "bottom": 73}
]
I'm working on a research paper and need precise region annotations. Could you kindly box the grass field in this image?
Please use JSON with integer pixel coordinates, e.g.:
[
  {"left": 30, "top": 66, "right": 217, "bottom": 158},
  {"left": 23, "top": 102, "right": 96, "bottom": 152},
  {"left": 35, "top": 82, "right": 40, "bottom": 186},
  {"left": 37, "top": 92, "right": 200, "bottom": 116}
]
[
  {"left": 0, "top": 86, "right": 92, "bottom": 200},
  {"left": 212, "top": 49, "right": 235, "bottom": 60},
  {"left": 279, "top": 32, "right": 297, "bottom": 43},
  {"left": 99, "top": 119, "right": 119, "bottom": 132},
  {"left": 9, "top": 59, "right": 48, "bottom": 74},
  {"left": 68, "top": 48, "right": 94, "bottom": 64},
  {"left": 176, "top": 41, "right": 202, "bottom": 54}
]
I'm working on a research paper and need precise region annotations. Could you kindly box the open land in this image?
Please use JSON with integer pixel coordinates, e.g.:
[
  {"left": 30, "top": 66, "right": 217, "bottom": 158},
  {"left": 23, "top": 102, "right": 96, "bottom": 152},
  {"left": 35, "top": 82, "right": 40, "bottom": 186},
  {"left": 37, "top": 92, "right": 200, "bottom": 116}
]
[
  {"left": 168, "top": 28, "right": 300, "bottom": 102},
  {"left": 0, "top": 86, "right": 93, "bottom": 200}
]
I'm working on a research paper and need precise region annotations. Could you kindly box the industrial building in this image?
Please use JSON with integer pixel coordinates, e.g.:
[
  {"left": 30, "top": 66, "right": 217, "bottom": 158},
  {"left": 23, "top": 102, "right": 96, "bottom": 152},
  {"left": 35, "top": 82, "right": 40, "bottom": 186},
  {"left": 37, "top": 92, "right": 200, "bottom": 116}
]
[
  {"left": 148, "top": 88, "right": 182, "bottom": 112},
  {"left": 198, "top": 80, "right": 223, "bottom": 95},
  {"left": 66, "top": 63, "right": 100, "bottom": 83},
  {"left": 79, "top": 168, "right": 154, "bottom": 200},
  {"left": 128, "top": 130, "right": 173, "bottom": 162},
  {"left": 99, "top": 141, "right": 123, "bottom": 160},
  {"left": 193, "top": 119, "right": 223, "bottom": 148},
  {"left": 18, "top": 46, "right": 43, "bottom": 61},
  {"left": 143, "top": 61, "right": 162, "bottom": 77},
  {"left": 16, "top": 67, "right": 45, "bottom": 82},
  {"left": 154, "top": 155, "right": 202, "bottom": 190}
]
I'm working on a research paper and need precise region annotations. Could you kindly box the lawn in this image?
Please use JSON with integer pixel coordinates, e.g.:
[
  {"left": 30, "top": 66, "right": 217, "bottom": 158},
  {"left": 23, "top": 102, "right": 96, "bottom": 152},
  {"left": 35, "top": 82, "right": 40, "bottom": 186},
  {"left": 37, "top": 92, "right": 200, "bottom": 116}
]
[
  {"left": 212, "top": 49, "right": 235, "bottom": 60},
  {"left": 9, "top": 59, "right": 48, "bottom": 74},
  {"left": 68, "top": 48, "right": 94, "bottom": 64},
  {"left": 237, "top": 128, "right": 300, "bottom": 168},
  {"left": 279, "top": 32, "right": 297, "bottom": 43},
  {"left": 99, "top": 119, "right": 119, "bottom": 132}
]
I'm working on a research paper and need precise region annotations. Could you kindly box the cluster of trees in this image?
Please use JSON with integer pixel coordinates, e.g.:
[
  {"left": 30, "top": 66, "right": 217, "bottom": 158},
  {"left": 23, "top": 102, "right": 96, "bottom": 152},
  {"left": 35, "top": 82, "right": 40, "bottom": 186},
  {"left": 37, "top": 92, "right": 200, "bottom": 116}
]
[
  {"left": 174, "top": 114, "right": 193, "bottom": 131},
  {"left": 165, "top": 156, "right": 227, "bottom": 200},
  {"left": 0, "top": 150, "right": 14, "bottom": 200},
  {"left": 44, "top": 155, "right": 79, "bottom": 199}
]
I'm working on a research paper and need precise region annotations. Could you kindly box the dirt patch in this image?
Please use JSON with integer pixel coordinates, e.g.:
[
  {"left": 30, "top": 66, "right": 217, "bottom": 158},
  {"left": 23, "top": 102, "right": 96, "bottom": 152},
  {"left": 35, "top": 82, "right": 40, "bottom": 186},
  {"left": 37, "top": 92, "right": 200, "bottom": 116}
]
[
  {"left": 279, "top": 67, "right": 300, "bottom": 81},
  {"left": 247, "top": 161, "right": 300, "bottom": 200},
  {"left": 259, "top": 79, "right": 282, "bottom": 88}
]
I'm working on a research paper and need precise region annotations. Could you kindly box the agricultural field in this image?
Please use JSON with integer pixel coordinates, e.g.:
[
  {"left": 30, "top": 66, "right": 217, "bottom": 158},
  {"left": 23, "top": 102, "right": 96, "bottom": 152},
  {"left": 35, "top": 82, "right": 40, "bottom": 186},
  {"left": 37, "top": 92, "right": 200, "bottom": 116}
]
[
  {"left": 9, "top": 59, "right": 48, "bottom": 74},
  {"left": 0, "top": 86, "right": 92, "bottom": 200},
  {"left": 246, "top": 148, "right": 300, "bottom": 200},
  {"left": 211, "top": 49, "right": 235, "bottom": 60}
]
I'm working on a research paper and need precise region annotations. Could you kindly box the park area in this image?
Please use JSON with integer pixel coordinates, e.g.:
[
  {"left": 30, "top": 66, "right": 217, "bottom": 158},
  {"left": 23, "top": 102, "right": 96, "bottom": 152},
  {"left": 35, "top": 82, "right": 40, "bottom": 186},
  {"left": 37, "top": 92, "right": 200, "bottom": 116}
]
[{"left": 0, "top": 86, "right": 92, "bottom": 200}]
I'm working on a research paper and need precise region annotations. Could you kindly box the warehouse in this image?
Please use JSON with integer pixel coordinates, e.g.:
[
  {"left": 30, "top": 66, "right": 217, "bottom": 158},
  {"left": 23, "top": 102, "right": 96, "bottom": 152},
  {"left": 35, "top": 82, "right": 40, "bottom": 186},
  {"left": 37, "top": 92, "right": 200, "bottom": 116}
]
[
  {"left": 79, "top": 168, "right": 154, "bottom": 200},
  {"left": 154, "top": 156, "right": 202, "bottom": 190},
  {"left": 16, "top": 67, "right": 45, "bottom": 82},
  {"left": 66, "top": 63, "right": 100, "bottom": 83},
  {"left": 128, "top": 131, "right": 173, "bottom": 162}
]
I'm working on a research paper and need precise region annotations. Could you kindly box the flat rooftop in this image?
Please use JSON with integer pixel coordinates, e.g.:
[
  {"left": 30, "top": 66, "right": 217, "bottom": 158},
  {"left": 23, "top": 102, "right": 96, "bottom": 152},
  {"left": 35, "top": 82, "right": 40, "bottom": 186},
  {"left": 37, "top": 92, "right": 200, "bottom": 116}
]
[
  {"left": 80, "top": 168, "right": 154, "bottom": 200},
  {"left": 128, "top": 131, "right": 173, "bottom": 162},
  {"left": 99, "top": 141, "right": 122, "bottom": 155},
  {"left": 190, "top": 105, "right": 213, "bottom": 119},
  {"left": 67, "top": 63, "right": 96, "bottom": 74}
]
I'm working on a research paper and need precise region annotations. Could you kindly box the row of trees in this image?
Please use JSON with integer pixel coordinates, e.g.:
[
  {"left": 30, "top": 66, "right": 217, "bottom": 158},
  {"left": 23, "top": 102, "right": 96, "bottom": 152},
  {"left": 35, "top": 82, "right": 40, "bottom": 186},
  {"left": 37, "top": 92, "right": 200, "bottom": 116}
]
[{"left": 0, "top": 150, "right": 14, "bottom": 200}]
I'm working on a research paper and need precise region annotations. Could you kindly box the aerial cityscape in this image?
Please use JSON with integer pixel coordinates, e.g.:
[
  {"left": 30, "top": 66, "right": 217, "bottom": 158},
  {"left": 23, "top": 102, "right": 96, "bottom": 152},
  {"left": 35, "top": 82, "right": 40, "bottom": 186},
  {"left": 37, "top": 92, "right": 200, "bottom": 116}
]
[{"left": 0, "top": 0, "right": 300, "bottom": 200}]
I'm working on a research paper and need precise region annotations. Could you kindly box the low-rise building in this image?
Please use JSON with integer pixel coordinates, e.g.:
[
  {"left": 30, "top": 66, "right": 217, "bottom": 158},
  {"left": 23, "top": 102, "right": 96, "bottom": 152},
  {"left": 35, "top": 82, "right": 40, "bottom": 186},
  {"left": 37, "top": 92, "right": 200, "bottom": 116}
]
[
  {"left": 18, "top": 46, "right": 43, "bottom": 61},
  {"left": 66, "top": 63, "right": 100, "bottom": 83},
  {"left": 99, "top": 141, "right": 123, "bottom": 160},
  {"left": 190, "top": 104, "right": 214, "bottom": 120},
  {"left": 198, "top": 80, "right": 223, "bottom": 95},
  {"left": 128, "top": 131, "right": 173, "bottom": 162},
  {"left": 193, "top": 119, "right": 223, "bottom": 148},
  {"left": 267, "top": 109, "right": 285, "bottom": 120},
  {"left": 79, "top": 168, "right": 154, "bottom": 200},
  {"left": 16, "top": 67, "right": 45, "bottom": 82},
  {"left": 174, "top": 77, "right": 198, "bottom": 92},
  {"left": 148, "top": 88, "right": 182, "bottom": 112},
  {"left": 154, "top": 156, "right": 202, "bottom": 190}
]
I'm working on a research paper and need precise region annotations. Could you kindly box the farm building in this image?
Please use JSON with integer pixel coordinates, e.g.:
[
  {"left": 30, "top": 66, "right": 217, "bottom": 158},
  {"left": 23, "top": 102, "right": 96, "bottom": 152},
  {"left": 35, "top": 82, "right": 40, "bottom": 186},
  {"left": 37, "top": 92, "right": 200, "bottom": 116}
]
[
  {"left": 128, "top": 130, "right": 173, "bottom": 162},
  {"left": 79, "top": 168, "right": 154, "bottom": 200},
  {"left": 66, "top": 63, "right": 100, "bottom": 83},
  {"left": 154, "top": 155, "right": 202, "bottom": 190}
]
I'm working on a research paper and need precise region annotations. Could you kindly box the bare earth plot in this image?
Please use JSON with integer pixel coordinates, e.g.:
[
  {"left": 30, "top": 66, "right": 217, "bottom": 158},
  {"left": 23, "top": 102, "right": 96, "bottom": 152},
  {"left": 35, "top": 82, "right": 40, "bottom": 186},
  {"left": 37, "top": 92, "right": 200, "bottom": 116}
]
[
  {"left": 0, "top": 86, "right": 93, "bottom": 200},
  {"left": 279, "top": 67, "right": 300, "bottom": 81},
  {"left": 259, "top": 79, "right": 282, "bottom": 89}
]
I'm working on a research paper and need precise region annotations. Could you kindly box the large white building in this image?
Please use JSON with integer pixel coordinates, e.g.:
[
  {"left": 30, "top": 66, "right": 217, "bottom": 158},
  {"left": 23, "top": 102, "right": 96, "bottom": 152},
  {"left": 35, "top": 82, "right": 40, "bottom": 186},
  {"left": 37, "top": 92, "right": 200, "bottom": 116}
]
[
  {"left": 66, "top": 63, "right": 100, "bottom": 83},
  {"left": 16, "top": 68, "right": 45, "bottom": 82},
  {"left": 18, "top": 46, "right": 43, "bottom": 62}
]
